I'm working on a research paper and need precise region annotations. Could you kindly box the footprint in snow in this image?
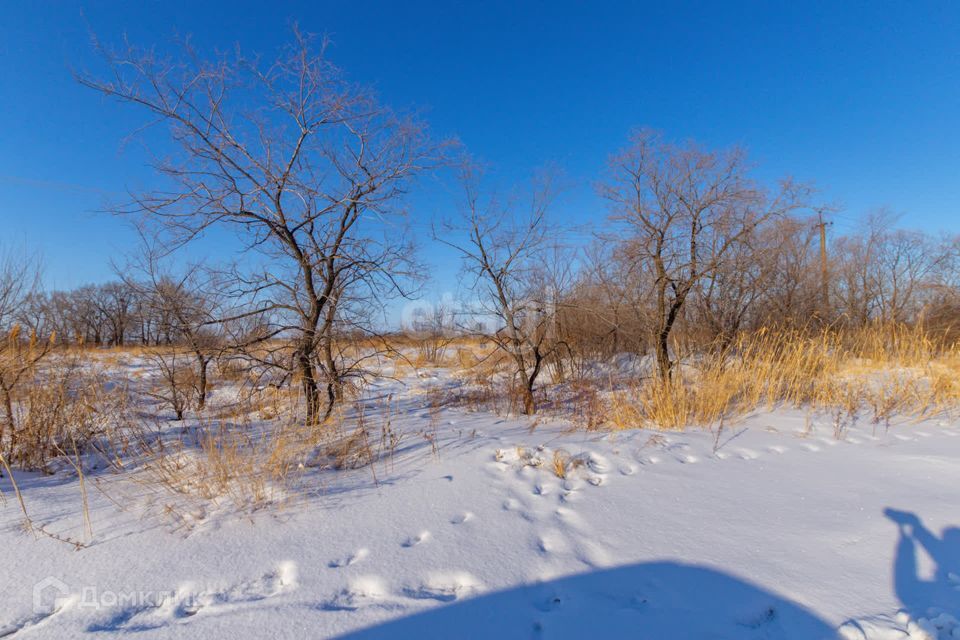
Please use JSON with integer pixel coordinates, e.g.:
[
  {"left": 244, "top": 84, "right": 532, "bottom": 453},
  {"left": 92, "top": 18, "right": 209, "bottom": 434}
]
[
  {"left": 535, "top": 593, "right": 565, "bottom": 612},
  {"left": 574, "top": 540, "right": 614, "bottom": 568},
  {"left": 0, "top": 603, "right": 67, "bottom": 638},
  {"left": 619, "top": 464, "right": 637, "bottom": 476},
  {"left": 554, "top": 507, "right": 586, "bottom": 530},
  {"left": 583, "top": 453, "right": 611, "bottom": 474},
  {"left": 502, "top": 498, "right": 522, "bottom": 511},
  {"left": 402, "top": 531, "right": 431, "bottom": 548},
  {"left": 321, "top": 575, "right": 394, "bottom": 611},
  {"left": 737, "top": 604, "right": 779, "bottom": 629},
  {"left": 536, "top": 530, "right": 573, "bottom": 555},
  {"left": 518, "top": 466, "right": 539, "bottom": 480},
  {"left": 450, "top": 512, "right": 475, "bottom": 525},
  {"left": 402, "top": 571, "right": 482, "bottom": 602},
  {"left": 802, "top": 443, "right": 821, "bottom": 452},
  {"left": 329, "top": 548, "right": 369, "bottom": 568},
  {"left": 536, "top": 533, "right": 555, "bottom": 554},
  {"left": 89, "top": 563, "right": 297, "bottom": 632},
  {"left": 766, "top": 445, "right": 788, "bottom": 454}
]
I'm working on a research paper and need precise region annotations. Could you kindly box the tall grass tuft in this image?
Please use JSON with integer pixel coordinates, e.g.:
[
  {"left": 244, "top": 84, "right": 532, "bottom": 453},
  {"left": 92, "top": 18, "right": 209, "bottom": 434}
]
[{"left": 607, "top": 324, "right": 960, "bottom": 431}]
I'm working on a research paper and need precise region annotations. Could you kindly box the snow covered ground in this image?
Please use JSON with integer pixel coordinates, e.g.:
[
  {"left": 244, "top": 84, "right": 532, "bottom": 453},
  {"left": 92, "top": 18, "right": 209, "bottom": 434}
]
[{"left": 2, "top": 366, "right": 960, "bottom": 639}]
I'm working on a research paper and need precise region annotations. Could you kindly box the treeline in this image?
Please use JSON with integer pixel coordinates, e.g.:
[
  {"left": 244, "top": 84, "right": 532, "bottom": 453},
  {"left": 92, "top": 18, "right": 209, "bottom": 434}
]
[
  {"left": 20, "top": 281, "right": 198, "bottom": 347},
  {"left": 561, "top": 213, "right": 960, "bottom": 360},
  {"left": 19, "top": 212, "right": 957, "bottom": 353}
]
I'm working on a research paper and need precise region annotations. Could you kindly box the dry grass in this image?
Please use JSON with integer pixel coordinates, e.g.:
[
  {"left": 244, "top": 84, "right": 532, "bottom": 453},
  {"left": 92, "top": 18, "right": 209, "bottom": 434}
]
[
  {"left": 4, "top": 342, "right": 406, "bottom": 532},
  {"left": 5, "top": 324, "right": 956, "bottom": 534},
  {"left": 606, "top": 324, "right": 960, "bottom": 431},
  {"left": 551, "top": 449, "right": 569, "bottom": 478},
  {"left": 120, "top": 388, "right": 406, "bottom": 523},
  {"left": 135, "top": 418, "right": 310, "bottom": 512},
  {"left": 0, "top": 351, "right": 123, "bottom": 546},
  {"left": 4, "top": 358, "right": 130, "bottom": 470}
]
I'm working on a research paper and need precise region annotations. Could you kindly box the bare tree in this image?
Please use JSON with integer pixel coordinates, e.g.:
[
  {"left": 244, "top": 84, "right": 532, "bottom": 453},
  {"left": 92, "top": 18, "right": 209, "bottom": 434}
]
[
  {"left": 600, "top": 130, "right": 808, "bottom": 380},
  {"left": 561, "top": 240, "right": 651, "bottom": 360},
  {"left": 923, "top": 234, "right": 960, "bottom": 338},
  {"left": 438, "top": 167, "right": 561, "bottom": 415},
  {"left": 691, "top": 236, "right": 767, "bottom": 349},
  {"left": 873, "top": 230, "right": 944, "bottom": 324},
  {"left": 0, "top": 250, "right": 50, "bottom": 450},
  {"left": 121, "top": 240, "right": 225, "bottom": 411},
  {"left": 145, "top": 348, "right": 192, "bottom": 421},
  {"left": 750, "top": 215, "right": 822, "bottom": 328},
  {"left": 79, "top": 30, "right": 444, "bottom": 423},
  {"left": 408, "top": 301, "right": 456, "bottom": 366},
  {"left": 830, "top": 211, "right": 947, "bottom": 326},
  {"left": 91, "top": 282, "right": 134, "bottom": 347}
]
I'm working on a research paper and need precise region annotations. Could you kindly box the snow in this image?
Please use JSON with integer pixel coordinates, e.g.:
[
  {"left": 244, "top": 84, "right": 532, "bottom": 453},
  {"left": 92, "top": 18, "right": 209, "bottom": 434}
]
[{"left": 2, "top": 365, "right": 960, "bottom": 639}]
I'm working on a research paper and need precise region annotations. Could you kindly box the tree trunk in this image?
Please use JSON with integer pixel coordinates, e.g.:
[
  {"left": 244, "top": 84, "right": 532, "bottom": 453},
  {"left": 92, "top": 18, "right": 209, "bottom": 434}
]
[
  {"left": 297, "top": 346, "right": 321, "bottom": 424},
  {"left": 655, "top": 281, "right": 686, "bottom": 382},
  {"left": 522, "top": 387, "right": 535, "bottom": 416},
  {"left": 320, "top": 339, "right": 342, "bottom": 423},
  {"left": 0, "top": 386, "right": 13, "bottom": 466},
  {"left": 195, "top": 355, "right": 208, "bottom": 410},
  {"left": 512, "top": 355, "right": 537, "bottom": 416},
  {"left": 655, "top": 328, "right": 672, "bottom": 382}
]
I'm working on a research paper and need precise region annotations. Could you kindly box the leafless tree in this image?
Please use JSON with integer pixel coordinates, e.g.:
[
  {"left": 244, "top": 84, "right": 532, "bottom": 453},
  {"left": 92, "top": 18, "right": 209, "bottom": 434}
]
[
  {"left": 750, "top": 215, "right": 822, "bottom": 328},
  {"left": 690, "top": 236, "right": 766, "bottom": 349},
  {"left": 559, "top": 240, "right": 651, "bottom": 360},
  {"left": 120, "top": 240, "right": 225, "bottom": 410},
  {"left": 600, "top": 130, "right": 808, "bottom": 380},
  {"left": 79, "top": 29, "right": 444, "bottom": 422},
  {"left": 922, "top": 235, "right": 960, "bottom": 337},
  {"left": 438, "top": 167, "right": 562, "bottom": 415},
  {"left": 408, "top": 301, "right": 456, "bottom": 366},
  {"left": 0, "top": 250, "right": 50, "bottom": 449},
  {"left": 145, "top": 348, "right": 192, "bottom": 421},
  {"left": 830, "top": 211, "right": 955, "bottom": 328},
  {"left": 91, "top": 282, "right": 134, "bottom": 347},
  {"left": 872, "top": 230, "right": 944, "bottom": 324}
]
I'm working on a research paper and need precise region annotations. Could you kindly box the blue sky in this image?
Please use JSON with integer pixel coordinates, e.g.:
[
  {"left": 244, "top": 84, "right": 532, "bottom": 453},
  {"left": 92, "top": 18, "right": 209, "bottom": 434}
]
[{"left": 1, "top": 1, "right": 959, "bottom": 301}]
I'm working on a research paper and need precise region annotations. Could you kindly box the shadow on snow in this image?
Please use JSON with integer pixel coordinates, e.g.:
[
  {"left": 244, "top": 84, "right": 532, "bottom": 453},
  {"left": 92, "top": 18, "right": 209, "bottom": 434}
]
[
  {"left": 339, "top": 509, "right": 960, "bottom": 639},
  {"left": 336, "top": 561, "right": 838, "bottom": 640}
]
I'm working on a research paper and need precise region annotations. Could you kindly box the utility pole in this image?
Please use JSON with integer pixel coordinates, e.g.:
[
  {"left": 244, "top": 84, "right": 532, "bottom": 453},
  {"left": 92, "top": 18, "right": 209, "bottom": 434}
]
[{"left": 814, "top": 208, "right": 833, "bottom": 318}]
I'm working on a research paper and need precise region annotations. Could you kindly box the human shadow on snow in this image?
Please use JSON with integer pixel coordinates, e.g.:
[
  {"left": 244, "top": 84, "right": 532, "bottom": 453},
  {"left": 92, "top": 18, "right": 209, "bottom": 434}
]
[
  {"left": 336, "top": 561, "right": 838, "bottom": 640},
  {"left": 884, "top": 508, "right": 960, "bottom": 620}
]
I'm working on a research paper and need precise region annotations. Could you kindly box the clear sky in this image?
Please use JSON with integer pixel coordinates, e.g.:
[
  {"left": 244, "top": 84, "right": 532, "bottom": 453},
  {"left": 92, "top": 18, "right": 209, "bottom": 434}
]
[{"left": 2, "top": 1, "right": 959, "bottom": 300}]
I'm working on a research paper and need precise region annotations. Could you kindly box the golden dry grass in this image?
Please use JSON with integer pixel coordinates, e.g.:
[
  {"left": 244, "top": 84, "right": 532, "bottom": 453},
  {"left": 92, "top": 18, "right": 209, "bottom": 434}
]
[
  {"left": 607, "top": 324, "right": 960, "bottom": 431},
  {"left": 7, "top": 323, "right": 956, "bottom": 533},
  {"left": 136, "top": 418, "right": 313, "bottom": 511}
]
